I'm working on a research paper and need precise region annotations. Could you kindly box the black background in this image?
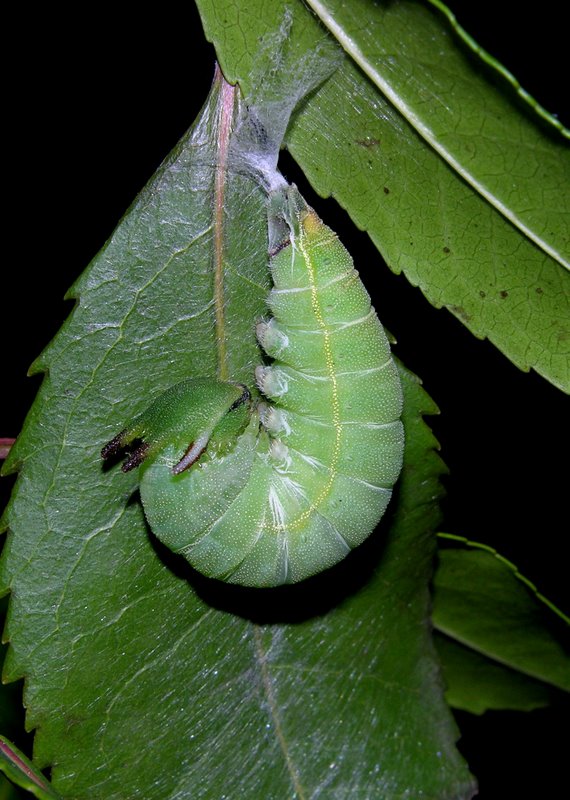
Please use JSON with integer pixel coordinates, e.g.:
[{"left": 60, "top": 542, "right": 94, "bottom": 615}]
[{"left": 3, "top": 2, "right": 568, "bottom": 798}]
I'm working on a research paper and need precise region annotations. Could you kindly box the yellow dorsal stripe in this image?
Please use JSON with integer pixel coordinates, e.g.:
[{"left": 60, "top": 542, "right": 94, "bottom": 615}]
[{"left": 269, "top": 211, "right": 342, "bottom": 532}]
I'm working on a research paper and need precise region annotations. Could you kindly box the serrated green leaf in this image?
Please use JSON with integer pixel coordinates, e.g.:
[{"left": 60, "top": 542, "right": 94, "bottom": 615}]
[
  {"left": 197, "top": 0, "right": 570, "bottom": 391},
  {"left": 0, "top": 71, "right": 474, "bottom": 798},
  {"left": 305, "top": 0, "right": 569, "bottom": 265},
  {"left": 1, "top": 605, "right": 23, "bottom": 742},
  {"left": 424, "top": 0, "right": 569, "bottom": 137},
  {"left": 0, "top": 597, "right": 31, "bottom": 800},
  {"left": 432, "top": 537, "right": 570, "bottom": 702}
]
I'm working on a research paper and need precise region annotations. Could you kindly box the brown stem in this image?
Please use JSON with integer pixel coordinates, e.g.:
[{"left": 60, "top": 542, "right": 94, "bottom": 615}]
[
  {"left": 0, "top": 437, "right": 16, "bottom": 460},
  {"left": 213, "top": 66, "right": 238, "bottom": 382}
]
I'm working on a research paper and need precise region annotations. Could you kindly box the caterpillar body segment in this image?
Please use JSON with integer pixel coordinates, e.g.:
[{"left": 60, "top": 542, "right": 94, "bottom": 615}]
[
  {"left": 238, "top": 187, "right": 404, "bottom": 584},
  {"left": 102, "top": 187, "right": 404, "bottom": 587}
]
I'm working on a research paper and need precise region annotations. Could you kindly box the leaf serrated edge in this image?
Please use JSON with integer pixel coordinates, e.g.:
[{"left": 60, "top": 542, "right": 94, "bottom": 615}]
[
  {"left": 424, "top": 0, "right": 569, "bottom": 138},
  {"left": 304, "top": 0, "right": 570, "bottom": 272},
  {"left": 436, "top": 533, "right": 570, "bottom": 626}
]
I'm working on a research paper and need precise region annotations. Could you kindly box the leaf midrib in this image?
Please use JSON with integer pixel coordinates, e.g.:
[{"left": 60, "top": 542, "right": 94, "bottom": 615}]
[{"left": 253, "top": 627, "right": 307, "bottom": 800}]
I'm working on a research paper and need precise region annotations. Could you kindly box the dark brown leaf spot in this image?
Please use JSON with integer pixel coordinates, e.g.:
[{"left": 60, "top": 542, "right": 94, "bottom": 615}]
[{"left": 356, "top": 137, "right": 380, "bottom": 148}]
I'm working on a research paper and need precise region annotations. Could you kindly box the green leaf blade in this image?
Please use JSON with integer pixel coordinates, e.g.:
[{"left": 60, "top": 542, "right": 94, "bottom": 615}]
[
  {"left": 1, "top": 71, "right": 474, "bottom": 799},
  {"left": 434, "top": 634, "right": 553, "bottom": 715},
  {"left": 198, "top": 0, "right": 570, "bottom": 391},
  {"left": 432, "top": 539, "right": 570, "bottom": 699},
  {"left": 305, "top": 0, "right": 570, "bottom": 270},
  {"left": 243, "top": 363, "right": 474, "bottom": 799},
  {"left": 0, "top": 72, "right": 269, "bottom": 798}
]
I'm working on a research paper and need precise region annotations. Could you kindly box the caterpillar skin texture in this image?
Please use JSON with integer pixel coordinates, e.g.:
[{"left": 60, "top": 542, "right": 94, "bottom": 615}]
[{"left": 103, "top": 187, "right": 404, "bottom": 587}]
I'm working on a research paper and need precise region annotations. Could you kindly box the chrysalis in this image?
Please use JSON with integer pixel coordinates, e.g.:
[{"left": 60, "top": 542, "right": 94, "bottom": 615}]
[{"left": 103, "top": 186, "right": 404, "bottom": 587}]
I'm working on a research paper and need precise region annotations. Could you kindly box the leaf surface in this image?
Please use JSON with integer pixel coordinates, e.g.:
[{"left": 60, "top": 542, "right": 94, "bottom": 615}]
[
  {"left": 197, "top": 0, "right": 570, "bottom": 391},
  {"left": 432, "top": 537, "right": 570, "bottom": 709},
  {"left": 434, "top": 634, "right": 553, "bottom": 715},
  {"left": 1, "top": 73, "right": 474, "bottom": 798},
  {"left": 305, "top": 0, "right": 569, "bottom": 267}
]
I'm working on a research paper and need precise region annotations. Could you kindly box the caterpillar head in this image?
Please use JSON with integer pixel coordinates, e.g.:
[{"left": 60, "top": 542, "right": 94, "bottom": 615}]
[{"left": 101, "top": 379, "right": 251, "bottom": 475}]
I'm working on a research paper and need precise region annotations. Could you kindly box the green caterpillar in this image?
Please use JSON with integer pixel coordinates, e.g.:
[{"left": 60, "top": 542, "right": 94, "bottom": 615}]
[{"left": 102, "top": 186, "right": 404, "bottom": 587}]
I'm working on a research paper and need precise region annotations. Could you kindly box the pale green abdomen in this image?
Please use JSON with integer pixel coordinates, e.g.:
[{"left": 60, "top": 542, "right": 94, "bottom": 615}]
[{"left": 138, "top": 196, "right": 404, "bottom": 587}]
